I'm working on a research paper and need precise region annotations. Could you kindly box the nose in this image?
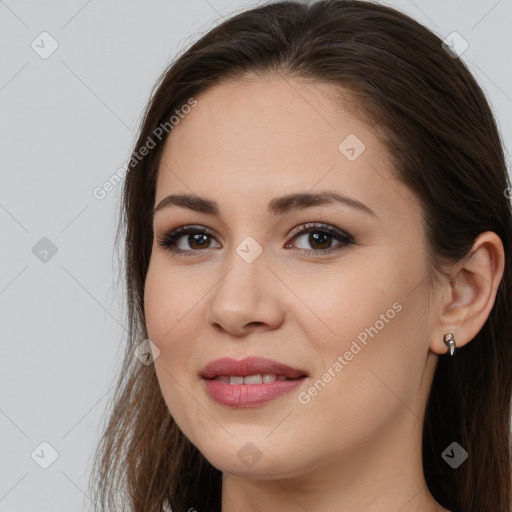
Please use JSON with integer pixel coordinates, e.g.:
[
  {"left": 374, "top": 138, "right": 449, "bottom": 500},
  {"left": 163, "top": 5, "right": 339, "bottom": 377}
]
[{"left": 205, "top": 245, "right": 286, "bottom": 336}]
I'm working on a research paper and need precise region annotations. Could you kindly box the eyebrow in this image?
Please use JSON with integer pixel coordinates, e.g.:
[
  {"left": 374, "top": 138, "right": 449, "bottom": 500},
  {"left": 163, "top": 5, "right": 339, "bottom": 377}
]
[{"left": 151, "top": 190, "right": 378, "bottom": 219}]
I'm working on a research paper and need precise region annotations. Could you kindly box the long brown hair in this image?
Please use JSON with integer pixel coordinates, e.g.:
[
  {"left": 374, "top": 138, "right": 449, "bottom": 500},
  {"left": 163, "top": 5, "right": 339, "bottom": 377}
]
[{"left": 88, "top": 1, "right": 512, "bottom": 511}]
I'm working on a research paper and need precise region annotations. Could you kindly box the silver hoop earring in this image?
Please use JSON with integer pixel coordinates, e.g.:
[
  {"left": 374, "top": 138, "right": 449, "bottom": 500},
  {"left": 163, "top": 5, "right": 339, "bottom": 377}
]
[{"left": 443, "top": 333, "right": 456, "bottom": 356}]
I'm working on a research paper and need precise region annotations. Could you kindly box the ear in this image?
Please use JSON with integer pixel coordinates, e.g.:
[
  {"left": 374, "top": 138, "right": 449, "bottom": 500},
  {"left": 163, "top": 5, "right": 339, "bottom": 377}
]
[{"left": 430, "top": 231, "right": 505, "bottom": 355}]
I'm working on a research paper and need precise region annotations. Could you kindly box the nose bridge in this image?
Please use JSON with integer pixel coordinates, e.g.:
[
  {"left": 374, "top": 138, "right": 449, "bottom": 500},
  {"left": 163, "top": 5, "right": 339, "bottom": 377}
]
[
  {"left": 206, "top": 234, "right": 283, "bottom": 332},
  {"left": 235, "top": 234, "right": 265, "bottom": 266},
  {"left": 215, "top": 234, "right": 267, "bottom": 305}
]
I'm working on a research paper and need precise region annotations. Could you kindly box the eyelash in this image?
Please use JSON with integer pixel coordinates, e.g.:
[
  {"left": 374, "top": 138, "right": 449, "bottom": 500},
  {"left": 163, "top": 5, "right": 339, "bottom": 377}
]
[{"left": 156, "top": 222, "right": 355, "bottom": 257}]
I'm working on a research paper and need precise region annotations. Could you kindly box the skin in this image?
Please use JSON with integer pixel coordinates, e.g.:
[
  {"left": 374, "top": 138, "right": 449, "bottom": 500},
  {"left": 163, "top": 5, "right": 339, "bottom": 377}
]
[{"left": 144, "top": 74, "right": 504, "bottom": 512}]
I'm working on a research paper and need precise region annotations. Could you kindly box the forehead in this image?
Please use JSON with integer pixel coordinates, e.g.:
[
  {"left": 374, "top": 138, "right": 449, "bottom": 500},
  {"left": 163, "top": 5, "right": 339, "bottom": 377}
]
[
  {"left": 158, "top": 78, "right": 382, "bottom": 184},
  {"left": 165, "top": 77, "right": 363, "bottom": 157},
  {"left": 153, "top": 76, "right": 420, "bottom": 231}
]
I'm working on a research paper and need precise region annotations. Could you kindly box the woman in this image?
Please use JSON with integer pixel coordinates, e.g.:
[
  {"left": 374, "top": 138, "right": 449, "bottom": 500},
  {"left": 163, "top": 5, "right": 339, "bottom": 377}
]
[{"left": 89, "top": 1, "right": 512, "bottom": 511}]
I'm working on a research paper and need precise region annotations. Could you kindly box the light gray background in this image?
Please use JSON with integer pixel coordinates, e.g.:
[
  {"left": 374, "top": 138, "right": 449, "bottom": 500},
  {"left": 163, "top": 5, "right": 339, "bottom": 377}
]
[{"left": 1, "top": 0, "right": 510, "bottom": 510}]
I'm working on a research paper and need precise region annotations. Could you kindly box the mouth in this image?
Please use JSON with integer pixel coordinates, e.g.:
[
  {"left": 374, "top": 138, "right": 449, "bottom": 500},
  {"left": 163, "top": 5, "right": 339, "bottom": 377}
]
[
  {"left": 206, "top": 374, "right": 305, "bottom": 385},
  {"left": 199, "top": 356, "right": 309, "bottom": 381},
  {"left": 199, "top": 356, "right": 309, "bottom": 408}
]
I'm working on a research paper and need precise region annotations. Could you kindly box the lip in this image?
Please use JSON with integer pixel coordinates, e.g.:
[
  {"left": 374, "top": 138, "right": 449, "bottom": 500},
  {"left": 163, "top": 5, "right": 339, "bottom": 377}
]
[
  {"left": 200, "top": 356, "right": 309, "bottom": 379},
  {"left": 199, "top": 357, "right": 309, "bottom": 408}
]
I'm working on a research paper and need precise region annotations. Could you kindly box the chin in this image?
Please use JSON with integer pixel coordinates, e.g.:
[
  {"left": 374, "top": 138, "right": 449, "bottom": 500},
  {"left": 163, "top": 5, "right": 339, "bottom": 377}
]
[{"left": 194, "top": 436, "right": 306, "bottom": 479}]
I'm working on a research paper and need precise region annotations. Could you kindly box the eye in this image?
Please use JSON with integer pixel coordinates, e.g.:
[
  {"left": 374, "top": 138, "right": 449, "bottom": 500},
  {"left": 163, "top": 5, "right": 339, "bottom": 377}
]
[
  {"left": 156, "top": 222, "right": 354, "bottom": 256},
  {"left": 156, "top": 225, "right": 220, "bottom": 255},
  {"left": 285, "top": 222, "right": 354, "bottom": 255}
]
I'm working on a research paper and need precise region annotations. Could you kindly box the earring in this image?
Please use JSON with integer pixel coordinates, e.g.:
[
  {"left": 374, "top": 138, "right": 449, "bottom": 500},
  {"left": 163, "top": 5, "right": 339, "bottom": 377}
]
[{"left": 443, "top": 333, "right": 456, "bottom": 356}]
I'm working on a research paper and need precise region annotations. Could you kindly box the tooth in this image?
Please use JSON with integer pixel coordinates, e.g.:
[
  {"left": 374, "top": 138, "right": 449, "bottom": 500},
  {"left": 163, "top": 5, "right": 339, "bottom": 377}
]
[
  {"left": 244, "top": 374, "right": 263, "bottom": 384},
  {"left": 216, "top": 374, "right": 290, "bottom": 384}
]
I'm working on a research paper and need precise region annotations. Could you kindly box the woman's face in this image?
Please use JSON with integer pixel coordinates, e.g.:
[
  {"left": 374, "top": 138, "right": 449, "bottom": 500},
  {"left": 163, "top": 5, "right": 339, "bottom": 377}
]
[{"left": 144, "top": 75, "right": 442, "bottom": 479}]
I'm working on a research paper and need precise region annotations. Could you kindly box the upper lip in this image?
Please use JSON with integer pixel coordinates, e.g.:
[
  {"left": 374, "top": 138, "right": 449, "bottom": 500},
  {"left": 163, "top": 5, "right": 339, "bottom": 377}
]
[{"left": 200, "top": 357, "right": 309, "bottom": 379}]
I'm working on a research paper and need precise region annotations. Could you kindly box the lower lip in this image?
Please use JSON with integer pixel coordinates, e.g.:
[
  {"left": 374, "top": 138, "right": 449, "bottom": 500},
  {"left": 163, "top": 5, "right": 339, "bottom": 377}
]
[{"left": 202, "top": 377, "right": 306, "bottom": 407}]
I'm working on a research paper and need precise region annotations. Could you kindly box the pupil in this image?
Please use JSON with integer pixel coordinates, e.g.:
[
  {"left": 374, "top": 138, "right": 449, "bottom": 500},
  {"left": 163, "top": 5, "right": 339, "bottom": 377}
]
[
  {"left": 310, "top": 232, "right": 331, "bottom": 249},
  {"left": 190, "top": 234, "right": 209, "bottom": 249}
]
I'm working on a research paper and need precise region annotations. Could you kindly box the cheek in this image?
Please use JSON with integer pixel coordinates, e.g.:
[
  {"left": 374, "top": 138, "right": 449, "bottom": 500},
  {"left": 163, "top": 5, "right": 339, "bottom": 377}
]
[
  {"left": 298, "top": 273, "right": 429, "bottom": 441},
  {"left": 292, "top": 260, "right": 399, "bottom": 351},
  {"left": 143, "top": 262, "right": 206, "bottom": 403},
  {"left": 144, "top": 263, "right": 206, "bottom": 440},
  {"left": 293, "top": 306, "right": 413, "bottom": 457},
  {"left": 144, "top": 261, "right": 197, "bottom": 345},
  {"left": 293, "top": 258, "right": 416, "bottom": 401}
]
